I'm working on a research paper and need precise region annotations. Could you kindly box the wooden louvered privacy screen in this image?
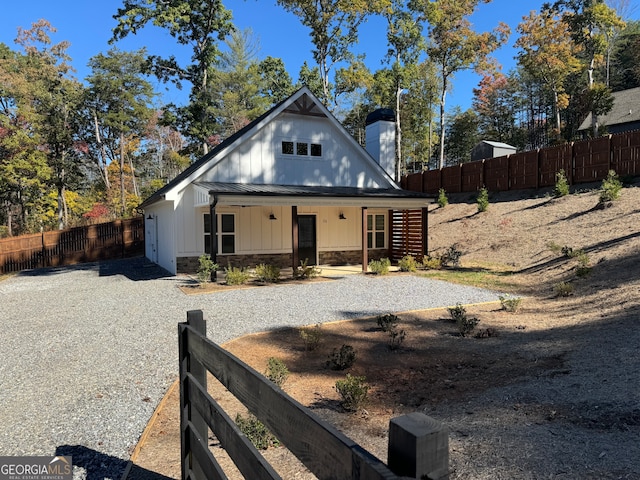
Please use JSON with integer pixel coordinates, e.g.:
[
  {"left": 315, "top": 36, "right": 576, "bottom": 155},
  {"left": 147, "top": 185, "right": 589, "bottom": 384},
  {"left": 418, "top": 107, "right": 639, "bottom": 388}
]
[{"left": 391, "top": 209, "right": 427, "bottom": 262}]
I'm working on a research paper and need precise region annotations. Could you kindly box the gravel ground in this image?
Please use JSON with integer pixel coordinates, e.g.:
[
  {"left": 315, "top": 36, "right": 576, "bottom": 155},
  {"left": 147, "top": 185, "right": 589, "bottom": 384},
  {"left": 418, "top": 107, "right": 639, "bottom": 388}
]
[{"left": 0, "top": 257, "right": 500, "bottom": 480}]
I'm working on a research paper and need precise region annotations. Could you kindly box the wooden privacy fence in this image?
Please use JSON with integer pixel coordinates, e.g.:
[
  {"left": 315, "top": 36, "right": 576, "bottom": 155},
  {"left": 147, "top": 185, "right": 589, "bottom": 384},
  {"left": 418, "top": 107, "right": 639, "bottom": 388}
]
[
  {"left": 403, "top": 130, "right": 640, "bottom": 194},
  {"left": 0, "top": 218, "right": 144, "bottom": 274},
  {"left": 179, "top": 310, "right": 450, "bottom": 480}
]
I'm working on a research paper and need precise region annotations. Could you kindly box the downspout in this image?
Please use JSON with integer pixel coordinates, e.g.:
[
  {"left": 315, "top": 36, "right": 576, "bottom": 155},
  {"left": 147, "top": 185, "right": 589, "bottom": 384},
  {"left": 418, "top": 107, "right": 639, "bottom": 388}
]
[{"left": 210, "top": 196, "right": 218, "bottom": 280}]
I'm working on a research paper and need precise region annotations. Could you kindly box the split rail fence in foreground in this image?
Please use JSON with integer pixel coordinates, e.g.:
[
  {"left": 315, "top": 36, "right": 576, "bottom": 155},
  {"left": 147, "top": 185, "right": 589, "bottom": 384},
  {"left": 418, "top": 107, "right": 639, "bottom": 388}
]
[{"left": 179, "top": 310, "right": 449, "bottom": 480}]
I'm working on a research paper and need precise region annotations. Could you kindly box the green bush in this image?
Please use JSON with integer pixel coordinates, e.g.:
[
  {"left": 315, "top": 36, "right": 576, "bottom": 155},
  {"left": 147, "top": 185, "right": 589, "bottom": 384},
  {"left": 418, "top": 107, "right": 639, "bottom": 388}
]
[
  {"left": 448, "top": 303, "right": 479, "bottom": 337},
  {"left": 437, "top": 188, "right": 448, "bottom": 208},
  {"left": 553, "top": 169, "right": 570, "bottom": 198},
  {"left": 441, "top": 244, "right": 462, "bottom": 268},
  {"left": 335, "top": 374, "right": 369, "bottom": 412},
  {"left": 554, "top": 281, "right": 574, "bottom": 297},
  {"left": 255, "top": 263, "right": 281, "bottom": 283},
  {"left": 225, "top": 265, "right": 251, "bottom": 285},
  {"left": 326, "top": 344, "right": 356, "bottom": 370},
  {"left": 235, "top": 413, "right": 279, "bottom": 450},
  {"left": 499, "top": 294, "right": 522, "bottom": 313},
  {"left": 422, "top": 255, "right": 443, "bottom": 270},
  {"left": 599, "top": 170, "right": 622, "bottom": 204},
  {"left": 265, "top": 357, "right": 289, "bottom": 387},
  {"left": 376, "top": 313, "right": 399, "bottom": 332},
  {"left": 299, "top": 324, "right": 323, "bottom": 351},
  {"left": 575, "top": 252, "right": 592, "bottom": 277},
  {"left": 398, "top": 255, "right": 418, "bottom": 272},
  {"left": 196, "top": 254, "right": 218, "bottom": 286},
  {"left": 546, "top": 241, "right": 563, "bottom": 254},
  {"left": 368, "top": 257, "right": 391, "bottom": 275},
  {"left": 294, "top": 259, "right": 322, "bottom": 279},
  {"left": 477, "top": 187, "right": 489, "bottom": 213}
]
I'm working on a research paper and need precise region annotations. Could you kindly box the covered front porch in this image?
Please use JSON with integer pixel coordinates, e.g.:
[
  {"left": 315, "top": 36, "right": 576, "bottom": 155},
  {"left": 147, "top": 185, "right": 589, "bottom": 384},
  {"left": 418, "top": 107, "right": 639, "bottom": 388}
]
[{"left": 196, "top": 183, "right": 433, "bottom": 273}]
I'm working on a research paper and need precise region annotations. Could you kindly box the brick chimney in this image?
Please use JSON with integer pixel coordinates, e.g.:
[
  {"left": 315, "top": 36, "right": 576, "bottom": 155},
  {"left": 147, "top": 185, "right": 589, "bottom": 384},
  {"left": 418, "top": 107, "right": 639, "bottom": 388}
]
[{"left": 365, "top": 108, "right": 396, "bottom": 180}]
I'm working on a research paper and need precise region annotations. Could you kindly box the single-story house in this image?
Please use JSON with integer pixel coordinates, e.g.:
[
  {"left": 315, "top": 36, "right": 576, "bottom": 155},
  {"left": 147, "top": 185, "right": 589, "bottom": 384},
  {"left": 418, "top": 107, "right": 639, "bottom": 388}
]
[
  {"left": 579, "top": 86, "right": 640, "bottom": 136},
  {"left": 139, "top": 87, "right": 433, "bottom": 274}
]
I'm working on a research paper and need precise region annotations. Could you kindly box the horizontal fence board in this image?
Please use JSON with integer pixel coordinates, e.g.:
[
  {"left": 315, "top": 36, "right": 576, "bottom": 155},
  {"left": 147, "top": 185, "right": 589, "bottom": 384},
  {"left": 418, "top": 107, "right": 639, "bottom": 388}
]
[
  {"left": 186, "top": 373, "right": 282, "bottom": 480},
  {"left": 185, "top": 326, "right": 398, "bottom": 480},
  {"left": 187, "top": 422, "right": 228, "bottom": 480}
]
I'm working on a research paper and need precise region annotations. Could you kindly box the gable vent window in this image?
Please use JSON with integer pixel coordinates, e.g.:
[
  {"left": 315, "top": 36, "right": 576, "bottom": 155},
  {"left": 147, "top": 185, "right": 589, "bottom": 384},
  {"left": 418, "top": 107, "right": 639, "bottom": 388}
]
[
  {"left": 282, "top": 141, "right": 294, "bottom": 155},
  {"left": 281, "top": 140, "right": 322, "bottom": 158}
]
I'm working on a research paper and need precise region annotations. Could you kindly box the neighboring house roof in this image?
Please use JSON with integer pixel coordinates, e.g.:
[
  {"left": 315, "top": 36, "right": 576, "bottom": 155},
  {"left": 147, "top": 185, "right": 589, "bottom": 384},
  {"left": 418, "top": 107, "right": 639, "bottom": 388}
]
[
  {"left": 480, "top": 141, "right": 516, "bottom": 150},
  {"left": 139, "top": 87, "right": 405, "bottom": 209},
  {"left": 579, "top": 87, "right": 640, "bottom": 131}
]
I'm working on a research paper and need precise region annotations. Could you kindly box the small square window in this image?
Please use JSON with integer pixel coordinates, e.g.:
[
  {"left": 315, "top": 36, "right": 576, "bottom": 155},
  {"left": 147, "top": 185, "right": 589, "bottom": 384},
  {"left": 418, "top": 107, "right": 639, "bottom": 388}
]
[
  {"left": 282, "top": 141, "right": 294, "bottom": 155},
  {"left": 296, "top": 142, "right": 308, "bottom": 156},
  {"left": 310, "top": 143, "right": 322, "bottom": 156}
]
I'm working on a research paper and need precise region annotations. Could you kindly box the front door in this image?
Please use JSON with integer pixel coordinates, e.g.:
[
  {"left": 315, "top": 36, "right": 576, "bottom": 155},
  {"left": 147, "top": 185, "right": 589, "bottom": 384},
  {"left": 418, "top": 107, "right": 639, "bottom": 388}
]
[{"left": 298, "top": 215, "right": 317, "bottom": 265}]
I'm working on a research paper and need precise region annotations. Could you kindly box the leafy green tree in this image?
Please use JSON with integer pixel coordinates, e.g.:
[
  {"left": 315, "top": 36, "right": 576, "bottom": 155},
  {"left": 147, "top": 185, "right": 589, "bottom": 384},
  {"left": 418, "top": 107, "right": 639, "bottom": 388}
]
[
  {"left": 609, "top": 21, "right": 640, "bottom": 90},
  {"left": 258, "top": 56, "right": 296, "bottom": 104},
  {"left": 411, "top": 0, "right": 509, "bottom": 169},
  {"left": 112, "top": 0, "right": 234, "bottom": 155},
  {"left": 276, "top": 0, "right": 389, "bottom": 106},
  {"left": 296, "top": 61, "right": 325, "bottom": 99},
  {"left": 83, "top": 48, "right": 155, "bottom": 216},
  {"left": 444, "top": 108, "right": 480, "bottom": 165}
]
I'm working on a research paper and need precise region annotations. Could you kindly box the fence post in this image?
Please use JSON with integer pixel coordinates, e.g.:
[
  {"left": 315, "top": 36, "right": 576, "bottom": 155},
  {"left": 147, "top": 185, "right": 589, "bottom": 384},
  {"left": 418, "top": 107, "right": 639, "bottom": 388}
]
[
  {"left": 387, "top": 412, "right": 449, "bottom": 479},
  {"left": 179, "top": 310, "right": 208, "bottom": 480}
]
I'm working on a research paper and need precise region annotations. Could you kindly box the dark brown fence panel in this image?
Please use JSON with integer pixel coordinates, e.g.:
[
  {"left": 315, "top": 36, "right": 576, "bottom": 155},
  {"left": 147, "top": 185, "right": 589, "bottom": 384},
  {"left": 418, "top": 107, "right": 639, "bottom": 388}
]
[
  {"left": 461, "top": 161, "right": 484, "bottom": 192},
  {"left": 441, "top": 165, "right": 462, "bottom": 193},
  {"left": 509, "top": 150, "right": 539, "bottom": 190},
  {"left": 0, "top": 218, "right": 144, "bottom": 274},
  {"left": 424, "top": 169, "right": 441, "bottom": 194},
  {"left": 539, "top": 143, "right": 572, "bottom": 186},
  {"left": 483, "top": 156, "right": 509, "bottom": 191},
  {"left": 391, "top": 210, "right": 426, "bottom": 262},
  {"left": 611, "top": 130, "right": 640, "bottom": 176},
  {"left": 573, "top": 136, "right": 611, "bottom": 183},
  {"left": 404, "top": 172, "right": 424, "bottom": 192}
]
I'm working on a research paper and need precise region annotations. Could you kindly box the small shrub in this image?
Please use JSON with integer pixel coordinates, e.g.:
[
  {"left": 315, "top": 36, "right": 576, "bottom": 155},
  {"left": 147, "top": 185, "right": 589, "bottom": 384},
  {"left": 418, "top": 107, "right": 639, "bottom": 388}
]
[
  {"left": 326, "top": 344, "right": 356, "bottom": 370},
  {"left": 441, "top": 244, "right": 462, "bottom": 268},
  {"left": 599, "top": 170, "right": 622, "bottom": 205},
  {"left": 235, "top": 413, "right": 279, "bottom": 450},
  {"left": 553, "top": 170, "right": 570, "bottom": 198},
  {"left": 388, "top": 328, "right": 406, "bottom": 350},
  {"left": 437, "top": 188, "right": 448, "bottom": 208},
  {"left": 377, "top": 313, "right": 399, "bottom": 332},
  {"left": 265, "top": 357, "right": 289, "bottom": 387},
  {"left": 255, "top": 263, "right": 280, "bottom": 283},
  {"left": 398, "top": 255, "right": 418, "bottom": 272},
  {"left": 225, "top": 265, "right": 251, "bottom": 285},
  {"left": 368, "top": 257, "right": 391, "bottom": 275},
  {"left": 299, "top": 324, "right": 323, "bottom": 351},
  {"left": 335, "top": 374, "right": 369, "bottom": 412},
  {"left": 196, "top": 254, "right": 218, "bottom": 286},
  {"left": 499, "top": 294, "right": 522, "bottom": 313},
  {"left": 477, "top": 187, "right": 489, "bottom": 213},
  {"left": 547, "top": 241, "right": 563, "bottom": 254},
  {"left": 422, "top": 255, "right": 443, "bottom": 270},
  {"left": 554, "top": 281, "right": 574, "bottom": 297},
  {"left": 448, "top": 303, "right": 479, "bottom": 337},
  {"left": 475, "top": 328, "right": 499, "bottom": 339},
  {"left": 575, "top": 252, "right": 591, "bottom": 277},
  {"left": 294, "top": 259, "right": 322, "bottom": 279}
]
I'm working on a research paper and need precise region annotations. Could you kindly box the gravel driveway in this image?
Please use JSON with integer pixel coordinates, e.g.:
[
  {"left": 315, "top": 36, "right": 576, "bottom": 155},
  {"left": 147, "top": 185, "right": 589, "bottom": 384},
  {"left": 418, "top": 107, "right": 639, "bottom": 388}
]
[{"left": 0, "top": 257, "right": 500, "bottom": 479}]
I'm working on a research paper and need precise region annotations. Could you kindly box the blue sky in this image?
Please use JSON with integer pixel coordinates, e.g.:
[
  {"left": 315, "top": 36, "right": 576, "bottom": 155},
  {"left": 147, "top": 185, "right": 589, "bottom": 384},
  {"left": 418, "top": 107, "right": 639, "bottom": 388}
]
[{"left": 1, "top": 1, "right": 633, "bottom": 112}]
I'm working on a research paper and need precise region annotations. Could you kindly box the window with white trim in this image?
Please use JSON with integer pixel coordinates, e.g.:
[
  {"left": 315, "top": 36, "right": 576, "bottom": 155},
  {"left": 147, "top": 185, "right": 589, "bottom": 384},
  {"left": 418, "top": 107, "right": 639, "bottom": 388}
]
[
  {"left": 281, "top": 140, "right": 322, "bottom": 157},
  {"left": 367, "top": 214, "right": 386, "bottom": 249},
  {"left": 204, "top": 213, "right": 236, "bottom": 254}
]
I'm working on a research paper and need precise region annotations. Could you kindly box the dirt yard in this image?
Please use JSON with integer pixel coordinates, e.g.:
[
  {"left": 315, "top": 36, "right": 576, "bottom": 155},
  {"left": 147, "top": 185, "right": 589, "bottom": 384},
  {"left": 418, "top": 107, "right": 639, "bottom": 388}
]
[{"left": 131, "top": 181, "right": 640, "bottom": 479}]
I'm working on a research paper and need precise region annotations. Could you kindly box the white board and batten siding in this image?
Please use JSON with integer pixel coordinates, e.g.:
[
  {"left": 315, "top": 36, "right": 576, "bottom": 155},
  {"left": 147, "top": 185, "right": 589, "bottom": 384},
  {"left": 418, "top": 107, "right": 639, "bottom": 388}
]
[{"left": 198, "top": 113, "right": 391, "bottom": 188}]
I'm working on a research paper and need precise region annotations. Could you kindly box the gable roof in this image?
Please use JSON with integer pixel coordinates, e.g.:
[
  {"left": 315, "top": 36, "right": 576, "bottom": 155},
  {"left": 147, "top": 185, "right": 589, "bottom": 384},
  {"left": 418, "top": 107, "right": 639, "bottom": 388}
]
[
  {"left": 139, "top": 87, "right": 398, "bottom": 209},
  {"left": 579, "top": 87, "right": 640, "bottom": 131}
]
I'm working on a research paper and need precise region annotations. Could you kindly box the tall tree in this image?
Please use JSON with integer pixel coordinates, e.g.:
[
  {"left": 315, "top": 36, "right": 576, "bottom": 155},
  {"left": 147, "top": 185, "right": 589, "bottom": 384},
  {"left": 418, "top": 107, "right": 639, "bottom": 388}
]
[
  {"left": 473, "top": 72, "right": 521, "bottom": 145},
  {"left": 258, "top": 56, "right": 296, "bottom": 104},
  {"left": 276, "top": 0, "right": 389, "bottom": 106},
  {"left": 516, "top": 10, "right": 582, "bottom": 139},
  {"left": 112, "top": 0, "right": 234, "bottom": 155},
  {"left": 411, "top": 0, "right": 510, "bottom": 169},
  {"left": 83, "top": 48, "right": 155, "bottom": 216},
  {"left": 444, "top": 107, "right": 480, "bottom": 165}
]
